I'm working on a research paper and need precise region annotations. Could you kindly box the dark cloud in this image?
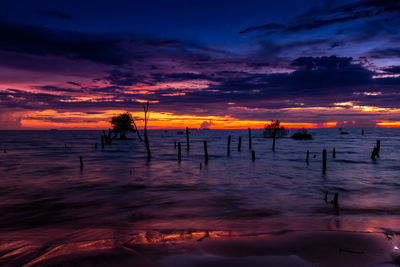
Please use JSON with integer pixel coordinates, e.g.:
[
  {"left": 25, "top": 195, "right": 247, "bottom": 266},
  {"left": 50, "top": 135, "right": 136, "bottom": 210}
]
[
  {"left": 0, "top": 21, "right": 131, "bottom": 65},
  {"left": 33, "top": 9, "right": 73, "bottom": 20},
  {"left": 104, "top": 70, "right": 150, "bottom": 86},
  {"left": 67, "top": 81, "right": 81, "bottom": 87},
  {"left": 368, "top": 48, "right": 400, "bottom": 59},
  {"left": 240, "top": 0, "right": 400, "bottom": 35}
]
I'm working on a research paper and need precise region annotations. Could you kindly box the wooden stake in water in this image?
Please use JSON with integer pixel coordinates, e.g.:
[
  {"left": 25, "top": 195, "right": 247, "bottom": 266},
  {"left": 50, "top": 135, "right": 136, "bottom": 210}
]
[
  {"left": 103, "top": 130, "right": 107, "bottom": 144},
  {"left": 80, "top": 156, "right": 83, "bottom": 169},
  {"left": 324, "top": 192, "right": 328, "bottom": 203},
  {"left": 332, "top": 148, "right": 336, "bottom": 158},
  {"left": 333, "top": 193, "right": 339, "bottom": 209},
  {"left": 227, "top": 135, "right": 231, "bottom": 156},
  {"left": 204, "top": 141, "right": 208, "bottom": 163},
  {"left": 101, "top": 136, "right": 104, "bottom": 149},
  {"left": 238, "top": 136, "right": 242, "bottom": 152},
  {"left": 322, "top": 149, "right": 327, "bottom": 174},
  {"left": 362, "top": 128, "right": 364, "bottom": 136},
  {"left": 200, "top": 163, "right": 202, "bottom": 170},
  {"left": 272, "top": 128, "right": 277, "bottom": 152},
  {"left": 108, "top": 129, "right": 112, "bottom": 144},
  {"left": 376, "top": 140, "right": 380, "bottom": 157},
  {"left": 178, "top": 142, "right": 181, "bottom": 161},
  {"left": 186, "top": 127, "right": 190, "bottom": 151},
  {"left": 248, "top": 128, "right": 252, "bottom": 149},
  {"left": 64, "top": 144, "right": 67, "bottom": 149},
  {"left": 306, "top": 150, "right": 309, "bottom": 162},
  {"left": 174, "top": 141, "right": 177, "bottom": 149},
  {"left": 95, "top": 142, "right": 98, "bottom": 149},
  {"left": 371, "top": 146, "right": 378, "bottom": 159},
  {"left": 251, "top": 150, "right": 255, "bottom": 161}
]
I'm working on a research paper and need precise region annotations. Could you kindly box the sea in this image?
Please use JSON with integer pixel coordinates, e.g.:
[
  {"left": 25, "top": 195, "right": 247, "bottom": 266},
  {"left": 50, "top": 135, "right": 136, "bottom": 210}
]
[{"left": 0, "top": 128, "right": 399, "bottom": 261}]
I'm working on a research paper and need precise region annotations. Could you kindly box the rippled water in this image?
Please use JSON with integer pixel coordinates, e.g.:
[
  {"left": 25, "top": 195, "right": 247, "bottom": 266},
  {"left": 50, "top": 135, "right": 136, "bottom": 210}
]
[{"left": 0, "top": 128, "right": 399, "bottom": 238}]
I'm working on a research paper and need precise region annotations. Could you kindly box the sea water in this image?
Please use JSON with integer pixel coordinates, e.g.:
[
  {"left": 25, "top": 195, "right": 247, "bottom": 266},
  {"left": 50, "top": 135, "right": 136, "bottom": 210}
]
[{"left": 0, "top": 128, "right": 399, "bottom": 239}]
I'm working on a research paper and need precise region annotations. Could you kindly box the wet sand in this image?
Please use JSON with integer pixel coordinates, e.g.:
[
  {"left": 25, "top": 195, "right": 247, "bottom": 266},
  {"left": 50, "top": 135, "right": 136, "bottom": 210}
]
[{"left": 1, "top": 229, "right": 398, "bottom": 266}]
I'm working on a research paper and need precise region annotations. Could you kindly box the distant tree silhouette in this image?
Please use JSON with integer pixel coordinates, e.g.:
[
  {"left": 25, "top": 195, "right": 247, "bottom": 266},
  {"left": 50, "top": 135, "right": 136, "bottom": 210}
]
[
  {"left": 263, "top": 120, "right": 288, "bottom": 138},
  {"left": 111, "top": 112, "right": 137, "bottom": 139}
]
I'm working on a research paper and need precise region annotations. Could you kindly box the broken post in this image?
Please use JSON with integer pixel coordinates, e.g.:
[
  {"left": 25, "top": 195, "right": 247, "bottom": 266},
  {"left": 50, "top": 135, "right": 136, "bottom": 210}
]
[
  {"left": 178, "top": 142, "right": 181, "bottom": 161},
  {"left": 238, "top": 136, "right": 242, "bottom": 152},
  {"left": 323, "top": 149, "right": 327, "bottom": 174},
  {"left": 248, "top": 128, "right": 252, "bottom": 149},
  {"left": 371, "top": 146, "right": 378, "bottom": 159},
  {"left": 200, "top": 163, "right": 202, "bottom": 170},
  {"left": 306, "top": 150, "right": 309, "bottom": 162},
  {"left": 204, "top": 141, "right": 208, "bottom": 163},
  {"left": 186, "top": 127, "right": 190, "bottom": 151},
  {"left": 227, "top": 135, "right": 231, "bottom": 156},
  {"left": 251, "top": 150, "right": 255, "bottom": 161},
  {"left": 101, "top": 136, "right": 104, "bottom": 149},
  {"left": 333, "top": 193, "right": 339, "bottom": 209},
  {"left": 80, "top": 156, "right": 83, "bottom": 169},
  {"left": 324, "top": 192, "right": 328, "bottom": 203},
  {"left": 376, "top": 140, "right": 380, "bottom": 157},
  {"left": 332, "top": 148, "right": 336, "bottom": 158}
]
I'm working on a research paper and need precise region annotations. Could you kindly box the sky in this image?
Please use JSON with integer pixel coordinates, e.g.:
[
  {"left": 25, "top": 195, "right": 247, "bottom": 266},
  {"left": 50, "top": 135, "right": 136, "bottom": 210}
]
[{"left": 1, "top": 0, "right": 400, "bottom": 129}]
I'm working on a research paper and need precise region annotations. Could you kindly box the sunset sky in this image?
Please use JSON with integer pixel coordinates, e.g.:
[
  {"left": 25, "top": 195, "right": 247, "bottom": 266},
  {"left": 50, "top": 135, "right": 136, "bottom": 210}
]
[{"left": 1, "top": 0, "right": 400, "bottom": 129}]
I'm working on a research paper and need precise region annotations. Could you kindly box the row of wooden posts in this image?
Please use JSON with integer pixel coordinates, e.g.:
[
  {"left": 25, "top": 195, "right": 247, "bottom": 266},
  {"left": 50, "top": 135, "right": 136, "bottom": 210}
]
[
  {"left": 82, "top": 127, "right": 382, "bottom": 176},
  {"left": 78, "top": 128, "right": 381, "bottom": 210}
]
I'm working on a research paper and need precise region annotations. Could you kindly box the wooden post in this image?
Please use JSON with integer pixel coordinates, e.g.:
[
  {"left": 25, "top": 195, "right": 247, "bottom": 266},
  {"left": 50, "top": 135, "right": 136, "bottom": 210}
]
[
  {"left": 174, "top": 141, "right": 177, "bottom": 149},
  {"left": 178, "top": 142, "right": 181, "bottom": 161},
  {"left": 248, "top": 128, "right": 252, "bottom": 149},
  {"left": 362, "top": 128, "right": 364, "bottom": 136},
  {"left": 371, "top": 146, "right": 378, "bottom": 159},
  {"left": 103, "top": 130, "right": 107, "bottom": 144},
  {"left": 376, "top": 140, "right": 380, "bottom": 157},
  {"left": 306, "top": 150, "right": 309, "bottom": 162},
  {"left": 143, "top": 102, "right": 151, "bottom": 160},
  {"left": 324, "top": 192, "right": 328, "bottom": 203},
  {"left": 108, "top": 129, "right": 112, "bottom": 144},
  {"left": 95, "top": 143, "right": 98, "bottom": 149},
  {"left": 80, "top": 156, "right": 83, "bottom": 169},
  {"left": 332, "top": 148, "right": 336, "bottom": 158},
  {"left": 272, "top": 128, "right": 277, "bottom": 152},
  {"left": 200, "top": 163, "right": 202, "bottom": 170},
  {"left": 64, "top": 144, "right": 67, "bottom": 149},
  {"left": 333, "top": 193, "right": 339, "bottom": 209},
  {"left": 323, "top": 149, "right": 327, "bottom": 174},
  {"left": 238, "top": 136, "right": 242, "bottom": 152},
  {"left": 186, "top": 127, "right": 190, "bottom": 151},
  {"left": 227, "top": 135, "right": 231, "bottom": 156},
  {"left": 204, "top": 141, "right": 208, "bottom": 163},
  {"left": 101, "top": 136, "right": 104, "bottom": 149},
  {"left": 251, "top": 150, "right": 255, "bottom": 161}
]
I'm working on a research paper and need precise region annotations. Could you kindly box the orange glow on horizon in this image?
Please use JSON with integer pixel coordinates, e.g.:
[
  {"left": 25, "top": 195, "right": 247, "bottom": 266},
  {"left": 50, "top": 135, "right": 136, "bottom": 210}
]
[
  {"left": 376, "top": 121, "right": 400, "bottom": 128},
  {"left": 17, "top": 109, "right": 343, "bottom": 130}
]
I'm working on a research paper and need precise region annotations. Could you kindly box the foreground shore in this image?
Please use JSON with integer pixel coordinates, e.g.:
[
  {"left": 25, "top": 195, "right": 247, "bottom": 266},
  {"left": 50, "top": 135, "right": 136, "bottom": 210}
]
[{"left": 1, "top": 229, "right": 399, "bottom": 266}]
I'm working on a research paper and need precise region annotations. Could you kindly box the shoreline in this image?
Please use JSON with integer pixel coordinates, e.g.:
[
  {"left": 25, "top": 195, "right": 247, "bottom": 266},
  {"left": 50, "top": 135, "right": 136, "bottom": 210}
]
[{"left": 1, "top": 229, "right": 398, "bottom": 266}]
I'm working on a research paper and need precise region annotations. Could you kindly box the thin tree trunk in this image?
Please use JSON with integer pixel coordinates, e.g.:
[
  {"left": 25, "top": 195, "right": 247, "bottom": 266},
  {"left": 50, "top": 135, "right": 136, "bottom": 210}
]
[{"left": 144, "top": 102, "right": 151, "bottom": 160}]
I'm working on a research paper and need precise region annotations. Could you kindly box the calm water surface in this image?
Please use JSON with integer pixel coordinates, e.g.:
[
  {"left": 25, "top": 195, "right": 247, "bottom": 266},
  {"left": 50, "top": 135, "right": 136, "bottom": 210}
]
[{"left": 0, "top": 128, "right": 399, "bottom": 239}]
